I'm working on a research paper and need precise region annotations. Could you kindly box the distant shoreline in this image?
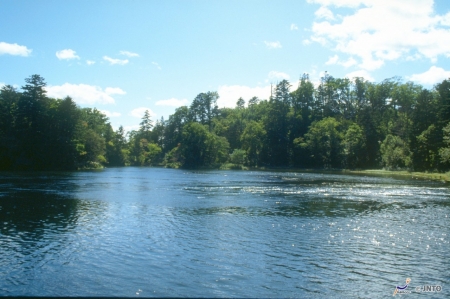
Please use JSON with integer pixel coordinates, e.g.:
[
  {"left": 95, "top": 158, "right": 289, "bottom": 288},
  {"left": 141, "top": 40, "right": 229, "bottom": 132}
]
[
  {"left": 342, "top": 169, "right": 450, "bottom": 182},
  {"left": 217, "top": 164, "right": 450, "bottom": 182},
  {"left": 4, "top": 165, "right": 450, "bottom": 183}
]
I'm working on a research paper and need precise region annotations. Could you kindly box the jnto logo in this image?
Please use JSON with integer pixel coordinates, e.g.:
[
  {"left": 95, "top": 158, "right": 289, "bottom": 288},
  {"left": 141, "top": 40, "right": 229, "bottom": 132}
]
[
  {"left": 393, "top": 278, "right": 442, "bottom": 296},
  {"left": 393, "top": 278, "right": 411, "bottom": 296}
]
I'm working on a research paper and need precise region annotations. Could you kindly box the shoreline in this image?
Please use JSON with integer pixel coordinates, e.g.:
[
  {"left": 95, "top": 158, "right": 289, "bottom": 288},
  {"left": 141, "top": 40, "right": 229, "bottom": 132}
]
[
  {"left": 4, "top": 164, "right": 450, "bottom": 183},
  {"left": 342, "top": 169, "right": 450, "bottom": 182},
  {"left": 219, "top": 164, "right": 450, "bottom": 182}
]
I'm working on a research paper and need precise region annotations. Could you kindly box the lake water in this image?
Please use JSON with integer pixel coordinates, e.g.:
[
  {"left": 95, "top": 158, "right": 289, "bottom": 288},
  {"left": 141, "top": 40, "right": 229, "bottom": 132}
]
[{"left": 0, "top": 168, "right": 448, "bottom": 297}]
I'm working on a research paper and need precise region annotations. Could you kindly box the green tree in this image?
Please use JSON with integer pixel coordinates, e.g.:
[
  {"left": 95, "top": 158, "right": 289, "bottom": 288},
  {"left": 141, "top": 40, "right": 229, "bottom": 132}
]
[
  {"left": 236, "top": 97, "right": 245, "bottom": 109},
  {"left": 436, "top": 79, "right": 450, "bottom": 129},
  {"left": 179, "top": 122, "right": 229, "bottom": 168},
  {"left": 410, "top": 89, "right": 439, "bottom": 170},
  {"left": 380, "top": 134, "right": 412, "bottom": 170},
  {"left": 80, "top": 129, "right": 106, "bottom": 167},
  {"left": 106, "top": 125, "right": 129, "bottom": 166},
  {"left": 248, "top": 96, "right": 259, "bottom": 107},
  {"left": 414, "top": 124, "right": 440, "bottom": 171},
  {"left": 140, "top": 110, "right": 153, "bottom": 130},
  {"left": 0, "top": 85, "right": 20, "bottom": 169},
  {"left": 229, "top": 149, "right": 247, "bottom": 165},
  {"left": 213, "top": 108, "right": 245, "bottom": 150},
  {"left": 151, "top": 117, "right": 165, "bottom": 149},
  {"left": 439, "top": 122, "right": 450, "bottom": 165},
  {"left": 51, "top": 96, "right": 81, "bottom": 169},
  {"left": 163, "top": 106, "right": 190, "bottom": 152},
  {"left": 300, "top": 117, "right": 343, "bottom": 168},
  {"left": 189, "top": 91, "right": 219, "bottom": 132},
  {"left": 241, "top": 121, "right": 266, "bottom": 167},
  {"left": 180, "top": 122, "right": 211, "bottom": 168},
  {"left": 14, "top": 74, "right": 52, "bottom": 169},
  {"left": 342, "top": 123, "right": 366, "bottom": 168},
  {"left": 264, "top": 80, "right": 291, "bottom": 166}
]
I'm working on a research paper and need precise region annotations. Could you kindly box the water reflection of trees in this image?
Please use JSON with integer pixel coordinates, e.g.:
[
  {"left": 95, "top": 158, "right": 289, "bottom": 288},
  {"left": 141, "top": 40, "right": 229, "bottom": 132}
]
[
  {"left": 0, "top": 172, "right": 105, "bottom": 240},
  {"left": 1, "top": 191, "right": 81, "bottom": 237}
]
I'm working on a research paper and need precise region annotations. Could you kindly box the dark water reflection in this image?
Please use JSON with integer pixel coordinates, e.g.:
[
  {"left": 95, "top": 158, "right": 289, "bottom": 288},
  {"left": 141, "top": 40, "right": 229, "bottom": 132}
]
[{"left": 0, "top": 168, "right": 449, "bottom": 297}]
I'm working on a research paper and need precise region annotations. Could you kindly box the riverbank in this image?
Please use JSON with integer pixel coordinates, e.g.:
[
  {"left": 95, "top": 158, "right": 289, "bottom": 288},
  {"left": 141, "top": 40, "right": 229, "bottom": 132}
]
[
  {"left": 219, "top": 165, "right": 450, "bottom": 183},
  {"left": 343, "top": 169, "right": 450, "bottom": 182}
]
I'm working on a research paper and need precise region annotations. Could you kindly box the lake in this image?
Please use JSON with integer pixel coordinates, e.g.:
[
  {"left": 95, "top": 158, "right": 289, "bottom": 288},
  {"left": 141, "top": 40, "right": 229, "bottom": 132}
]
[{"left": 0, "top": 168, "right": 448, "bottom": 297}]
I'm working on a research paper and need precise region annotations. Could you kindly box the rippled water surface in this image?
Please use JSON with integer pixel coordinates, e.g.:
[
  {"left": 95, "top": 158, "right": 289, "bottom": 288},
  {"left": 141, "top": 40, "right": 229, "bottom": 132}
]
[{"left": 0, "top": 168, "right": 449, "bottom": 297}]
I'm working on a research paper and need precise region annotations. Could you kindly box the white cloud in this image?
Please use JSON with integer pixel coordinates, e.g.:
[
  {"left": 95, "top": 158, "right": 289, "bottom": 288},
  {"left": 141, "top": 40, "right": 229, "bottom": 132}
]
[
  {"left": 152, "top": 61, "right": 162, "bottom": 70},
  {"left": 302, "top": 39, "right": 312, "bottom": 45},
  {"left": 45, "top": 83, "right": 125, "bottom": 105},
  {"left": 344, "top": 69, "right": 374, "bottom": 82},
  {"left": 105, "top": 87, "right": 126, "bottom": 95},
  {"left": 120, "top": 50, "right": 139, "bottom": 57},
  {"left": 340, "top": 57, "right": 357, "bottom": 68},
  {"left": 268, "top": 71, "right": 290, "bottom": 80},
  {"left": 290, "top": 23, "right": 299, "bottom": 30},
  {"left": 103, "top": 56, "right": 129, "bottom": 65},
  {"left": 325, "top": 54, "right": 339, "bottom": 65},
  {"left": 56, "top": 49, "right": 80, "bottom": 60},
  {"left": 308, "top": 0, "right": 450, "bottom": 70},
  {"left": 264, "top": 41, "right": 282, "bottom": 49},
  {"left": 86, "top": 60, "right": 95, "bottom": 65},
  {"left": 325, "top": 54, "right": 357, "bottom": 67},
  {"left": 129, "top": 107, "right": 157, "bottom": 118},
  {"left": 217, "top": 85, "right": 272, "bottom": 108},
  {"left": 408, "top": 66, "right": 450, "bottom": 86},
  {"left": 315, "top": 6, "right": 335, "bottom": 20},
  {"left": 440, "top": 11, "right": 450, "bottom": 26},
  {"left": 307, "top": 0, "right": 367, "bottom": 8},
  {"left": 0, "top": 42, "right": 32, "bottom": 56},
  {"left": 0, "top": 82, "right": 5, "bottom": 88},
  {"left": 156, "top": 98, "right": 189, "bottom": 107},
  {"left": 100, "top": 110, "right": 121, "bottom": 118}
]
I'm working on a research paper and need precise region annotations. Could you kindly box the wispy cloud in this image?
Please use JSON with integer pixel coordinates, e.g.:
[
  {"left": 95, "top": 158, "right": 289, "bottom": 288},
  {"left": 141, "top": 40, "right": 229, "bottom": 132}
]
[
  {"left": 290, "top": 23, "right": 299, "bottom": 30},
  {"left": 120, "top": 50, "right": 139, "bottom": 57},
  {"left": 56, "top": 49, "right": 80, "bottom": 60},
  {"left": 103, "top": 56, "right": 129, "bottom": 65},
  {"left": 45, "top": 83, "right": 125, "bottom": 105},
  {"left": 268, "top": 71, "right": 290, "bottom": 80},
  {"left": 86, "top": 60, "right": 95, "bottom": 65},
  {"left": 152, "top": 61, "right": 162, "bottom": 70},
  {"left": 155, "top": 98, "right": 188, "bottom": 107},
  {"left": 264, "top": 41, "right": 282, "bottom": 49},
  {"left": 0, "top": 42, "right": 32, "bottom": 56}
]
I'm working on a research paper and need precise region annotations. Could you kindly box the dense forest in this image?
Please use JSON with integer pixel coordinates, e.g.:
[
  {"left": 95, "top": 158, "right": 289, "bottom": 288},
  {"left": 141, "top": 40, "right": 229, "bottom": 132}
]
[{"left": 1, "top": 74, "right": 450, "bottom": 171}]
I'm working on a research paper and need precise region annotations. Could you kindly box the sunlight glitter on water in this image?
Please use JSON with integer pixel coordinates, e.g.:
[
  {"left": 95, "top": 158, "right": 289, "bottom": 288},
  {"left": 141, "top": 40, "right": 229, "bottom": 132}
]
[{"left": 0, "top": 168, "right": 449, "bottom": 297}]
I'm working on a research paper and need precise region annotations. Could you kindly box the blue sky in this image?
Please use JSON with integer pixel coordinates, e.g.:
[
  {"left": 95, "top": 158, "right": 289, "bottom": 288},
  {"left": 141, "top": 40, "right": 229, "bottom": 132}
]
[{"left": 1, "top": 0, "right": 450, "bottom": 131}]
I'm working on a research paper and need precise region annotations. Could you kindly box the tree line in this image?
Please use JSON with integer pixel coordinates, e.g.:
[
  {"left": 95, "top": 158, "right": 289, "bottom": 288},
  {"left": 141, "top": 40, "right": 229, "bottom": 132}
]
[{"left": 1, "top": 74, "right": 450, "bottom": 171}]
